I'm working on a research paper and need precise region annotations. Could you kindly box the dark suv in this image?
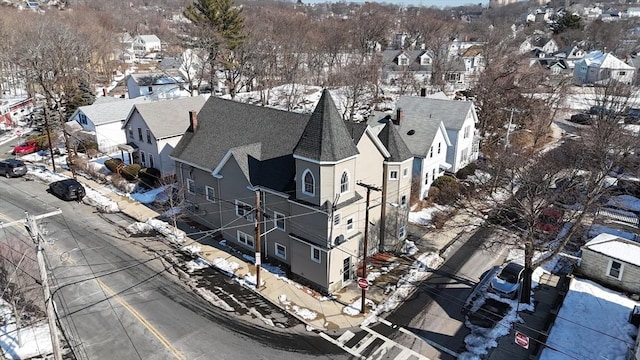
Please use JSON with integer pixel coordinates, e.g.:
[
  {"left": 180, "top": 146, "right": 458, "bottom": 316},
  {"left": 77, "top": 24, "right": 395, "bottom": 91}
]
[
  {"left": 0, "top": 159, "right": 28, "bottom": 178},
  {"left": 49, "top": 179, "right": 86, "bottom": 201}
]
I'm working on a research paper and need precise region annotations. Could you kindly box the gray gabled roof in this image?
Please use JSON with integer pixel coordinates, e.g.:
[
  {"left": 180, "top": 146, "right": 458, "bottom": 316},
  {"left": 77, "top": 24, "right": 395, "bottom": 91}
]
[
  {"left": 376, "top": 119, "right": 413, "bottom": 162},
  {"left": 382, "top": 50, "right": 434, "bottom": 73},
  {"left": 368, "top": 109, "right": 443, "bottom": 158},
  {"left": 171, "top": 96, "right": 310, "bottom": 173},
  {"left": 76, "top": 97, "right": 147, "bottom": 125},
  {"left": 397, "top": 96, "right": 474, "bottom": 130},
  {"left": 127, "top": 96, "right": 207, "bottom": 139},
  {"left": 293, "top": 89, "right": 359, "bottom": 162}
]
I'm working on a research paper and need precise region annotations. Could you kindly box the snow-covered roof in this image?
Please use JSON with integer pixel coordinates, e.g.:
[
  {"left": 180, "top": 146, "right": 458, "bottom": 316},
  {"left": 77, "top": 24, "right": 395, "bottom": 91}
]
[
  {"left": 583, "top": 233, "right": 640, "bottom": 266},
  {"left": 576, "top": 51, "right": 634, "bottom": 70},
  {"left": 136, "top": 34, "right": 161, "bottom": 44},
  {"left": 76, "top": 97, "right": 148, "bottom": 126}
]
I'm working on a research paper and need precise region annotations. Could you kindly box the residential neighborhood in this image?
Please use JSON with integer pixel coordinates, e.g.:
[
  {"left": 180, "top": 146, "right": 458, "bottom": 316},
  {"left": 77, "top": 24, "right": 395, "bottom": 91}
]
[{"left": 0, "top": 0, "right": 639, "bottom": 359}]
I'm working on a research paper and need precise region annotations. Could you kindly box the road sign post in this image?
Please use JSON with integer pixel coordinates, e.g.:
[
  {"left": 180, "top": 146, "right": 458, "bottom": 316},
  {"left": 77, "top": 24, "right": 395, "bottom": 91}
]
[
  {"left": 515, "top": 331, "right": 529, "bottom": 349},
  {"left": 357, "top": 277, "right": 370, "bottom": 290}
]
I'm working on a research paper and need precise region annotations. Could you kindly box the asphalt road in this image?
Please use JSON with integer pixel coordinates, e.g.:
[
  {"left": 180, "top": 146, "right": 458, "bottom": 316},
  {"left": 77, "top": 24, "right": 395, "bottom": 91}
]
[
  {"left": 382, "top": 226, "right": 506, "bottom": 359},
  {"left": 0, "top": 173, "right": 348, "bottom": 360}
]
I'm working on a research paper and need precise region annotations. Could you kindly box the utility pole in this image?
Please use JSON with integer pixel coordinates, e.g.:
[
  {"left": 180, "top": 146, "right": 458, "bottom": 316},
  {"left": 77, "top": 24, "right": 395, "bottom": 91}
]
[
  {"left": 254, "top": 190, "right": 262, "bottom": 290},
  {"left": 356, "top": 182, "right": 381, "bottom": 314},
  {"left": 500, "top": 107, "right": 522, "bottom": 150},
  {"left": 24, "top": 210, "right": 63, "bottom": 360}
]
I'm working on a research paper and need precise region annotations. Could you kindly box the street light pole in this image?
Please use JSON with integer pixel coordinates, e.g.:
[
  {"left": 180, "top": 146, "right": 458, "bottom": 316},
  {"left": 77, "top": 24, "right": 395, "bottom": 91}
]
[{"left": 356, "top": 182, "right": 381, "bottom": 314}]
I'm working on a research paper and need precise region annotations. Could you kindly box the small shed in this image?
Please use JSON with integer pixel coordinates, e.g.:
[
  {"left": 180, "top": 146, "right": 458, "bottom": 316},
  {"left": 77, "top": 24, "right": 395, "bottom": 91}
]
[{"left": 580, "top": 233, "right": 640, "bottom": 294}]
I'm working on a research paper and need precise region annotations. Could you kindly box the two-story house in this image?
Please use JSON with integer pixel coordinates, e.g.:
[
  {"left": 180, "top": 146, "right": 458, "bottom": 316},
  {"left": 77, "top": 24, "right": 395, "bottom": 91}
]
[
  {"left": 121, "top": 95, "right": 207, "bottom": 176},
  {"left": 68, "top": 97, "right": 148, "bottom": 153},
  {"left": 170, "top": 90, "right": 412, "bottom": 293},
  {"left": 131, "top": 35, "right": 162, "bottom": 56},
  {"left": 573, "top": 51, "right": 635, "bottom": 85},
  {"left": 378, "top": 96, "right": 479, "bottom": 199},
  {"left": 380, "top": 50, "right": 434, "bottom": 85}
]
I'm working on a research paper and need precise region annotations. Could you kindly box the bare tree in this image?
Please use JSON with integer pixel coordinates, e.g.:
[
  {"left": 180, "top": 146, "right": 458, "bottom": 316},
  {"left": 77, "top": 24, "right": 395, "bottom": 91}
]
[
  {"left": 0, "top": 237, "right": 43, "bottom": 347},
  {"left": 6, "top": 15, "right": 93, "bottom": 175},
  {"left": 469, "top": 82, "right": 640, "bottom": 303}
]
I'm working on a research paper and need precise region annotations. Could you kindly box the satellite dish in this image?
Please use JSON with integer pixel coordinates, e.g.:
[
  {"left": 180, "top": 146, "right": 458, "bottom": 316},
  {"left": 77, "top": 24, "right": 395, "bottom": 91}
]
[{"left": 334, "top": 235, "right": 345, "bottom": 246}]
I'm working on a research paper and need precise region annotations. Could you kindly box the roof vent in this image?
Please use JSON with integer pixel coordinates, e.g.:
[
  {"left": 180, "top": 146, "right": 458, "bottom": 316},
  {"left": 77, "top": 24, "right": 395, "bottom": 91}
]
[{"left": 407, "top": 129, "right": 415, "bottom": 135}]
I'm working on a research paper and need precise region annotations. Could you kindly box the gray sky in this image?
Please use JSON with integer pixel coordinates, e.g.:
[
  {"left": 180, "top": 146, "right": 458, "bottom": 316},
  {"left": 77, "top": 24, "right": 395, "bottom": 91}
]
[{"left": 301, "top": 0, "right": 489, "bottom": 7}]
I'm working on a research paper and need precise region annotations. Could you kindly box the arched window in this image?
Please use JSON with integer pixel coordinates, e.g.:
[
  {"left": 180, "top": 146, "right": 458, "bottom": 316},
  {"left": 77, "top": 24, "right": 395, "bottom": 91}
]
[
  {"left": 303, "top": 169, "right": 315, "bottom": 195},
  {"left": 340, "top": 171, "right": 349, "bottom": 193}
]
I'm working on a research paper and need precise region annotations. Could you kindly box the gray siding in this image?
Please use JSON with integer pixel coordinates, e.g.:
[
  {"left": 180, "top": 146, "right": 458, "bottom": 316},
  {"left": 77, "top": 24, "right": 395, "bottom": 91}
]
[{"left": 580, "top": 249, "right": 640, "bottom": 293}]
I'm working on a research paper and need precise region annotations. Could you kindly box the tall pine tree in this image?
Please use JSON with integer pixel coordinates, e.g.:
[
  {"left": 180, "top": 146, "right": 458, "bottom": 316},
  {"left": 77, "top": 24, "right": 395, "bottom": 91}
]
[{"left": 184, "top": 0, "right": 246, "bottom": 96}]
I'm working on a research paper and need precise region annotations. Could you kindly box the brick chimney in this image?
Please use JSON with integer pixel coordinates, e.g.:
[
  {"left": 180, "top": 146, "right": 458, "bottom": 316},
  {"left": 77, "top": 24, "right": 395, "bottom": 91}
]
[
  {"left": 189, "top": 110, "right": 198, "bottom": 132},
  {"left": 102, "top": 88, "right": 107, "bottom": 97},
  {"left": 420, "top": 88, "right": 427, "bottom": 97},
  {"left": 395, "top": 108, "right": 402, "bottom": 125}
]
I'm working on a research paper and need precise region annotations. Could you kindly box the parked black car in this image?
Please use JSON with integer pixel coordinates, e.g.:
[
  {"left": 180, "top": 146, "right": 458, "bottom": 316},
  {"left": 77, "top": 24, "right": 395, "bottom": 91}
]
[
  {"left": 49, "top": 179, "right": 86, "bottom": 201},
  {"left": 0, "top": 159, "right": 28, "bottom": 178},
  {"left": 569, "top": 113, "right": 592, "bottom": 125}
]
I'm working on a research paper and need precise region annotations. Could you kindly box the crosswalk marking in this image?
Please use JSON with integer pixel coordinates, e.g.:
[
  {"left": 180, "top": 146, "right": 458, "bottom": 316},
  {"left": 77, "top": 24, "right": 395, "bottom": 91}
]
[{"left": 321, "top": 320, "right": 431, "bottom": 360}]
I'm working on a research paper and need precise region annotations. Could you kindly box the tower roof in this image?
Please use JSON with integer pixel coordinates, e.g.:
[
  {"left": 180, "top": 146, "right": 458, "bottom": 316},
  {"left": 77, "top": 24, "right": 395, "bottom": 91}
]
[{"left": 293, "top": 89, "right": 359, "bottom": 162}]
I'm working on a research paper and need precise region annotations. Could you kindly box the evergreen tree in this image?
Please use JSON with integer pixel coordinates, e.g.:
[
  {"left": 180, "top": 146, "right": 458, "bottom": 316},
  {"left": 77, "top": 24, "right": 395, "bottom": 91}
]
[
  {"left": 65, "top": 79, "right": 95, "bottom": 119},
  {"left": 184, "top": 0, "right": 246, "bottom": 96},
  {"left": 551, "top": 12, "right": 583, "bottom": 34}
]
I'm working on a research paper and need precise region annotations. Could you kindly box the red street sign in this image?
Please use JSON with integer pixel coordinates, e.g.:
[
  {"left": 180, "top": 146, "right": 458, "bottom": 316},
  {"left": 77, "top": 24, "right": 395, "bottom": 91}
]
[
  {"left": 357, "top": 277, "right": 370, "bottom": 290},
  {"left": 15, "top": 130, "right": 21, "bottom": 137},
  {"left": 515, "top": 331, "right": 529, "bottom": 349}
]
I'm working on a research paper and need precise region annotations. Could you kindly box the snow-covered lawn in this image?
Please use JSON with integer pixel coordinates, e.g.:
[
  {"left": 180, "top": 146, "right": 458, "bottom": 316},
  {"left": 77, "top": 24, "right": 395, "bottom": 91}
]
[{"left": 0, "top": 298, "right": 54, "bottom": 359}]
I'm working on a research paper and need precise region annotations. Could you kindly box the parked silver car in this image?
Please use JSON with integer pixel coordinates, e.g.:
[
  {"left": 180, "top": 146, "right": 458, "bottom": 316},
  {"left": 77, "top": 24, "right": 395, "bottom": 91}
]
[
  {"left": 0, "top": 159, "right": 28, "bottom": 178},
  {"left": 489, "top": 262, "right": 524, "bottom": 299}
]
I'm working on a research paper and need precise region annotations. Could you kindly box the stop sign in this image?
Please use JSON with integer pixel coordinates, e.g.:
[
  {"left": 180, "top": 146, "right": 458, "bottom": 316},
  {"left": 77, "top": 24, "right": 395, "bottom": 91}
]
[
  {"left": 515, "top": 331, "right": 529, "bottom": 349},
  {"left": 357, "top": 277, "right": 370, "bottom": 290},
  {"left": 15, "top": 130, "right": 21, "bottom": 137}
]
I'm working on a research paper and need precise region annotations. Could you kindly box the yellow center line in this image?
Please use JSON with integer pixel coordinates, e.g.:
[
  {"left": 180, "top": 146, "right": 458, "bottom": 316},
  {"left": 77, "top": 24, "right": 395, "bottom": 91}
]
[
  {"left": 97, "top": 279, "right": 186, "bottom": 360},
  {"left": 0, "top": 211, "right": 185, "bottom": 360}
]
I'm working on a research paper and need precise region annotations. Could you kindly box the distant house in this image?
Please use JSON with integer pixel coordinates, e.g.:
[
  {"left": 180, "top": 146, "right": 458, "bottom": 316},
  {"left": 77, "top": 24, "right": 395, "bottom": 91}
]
[
  {"left": 573, "top": 51, "right": 635, "bottom": 85},
  {"left": 68, "top": 97, "right": 147, "bottom": 153},
  {"left": 126, "top": 72, "right": 190, "bottom": 100},
  {"left": 519, "top": 36, "right": 558, "bottom": 57},
  {"left": 121, "top": 95, "right": 208, "bottom": 176},
  {"left": 380, "top": 50, "right": 434, "bottom": 85},
  {"left": 131, "top": 35, "right": 162, "bottom": 56},
  {"left": 535, "top": 59, "right": 571, "bottom": 76},
  {"left": 551, "top": 46, "right": 585, "bottom": 69},
  {"left": 580, "top": 233, "right": 640, "bottom": 294},
  {"left": 0, "top": 97, "right": 34, "bottom": 130}
]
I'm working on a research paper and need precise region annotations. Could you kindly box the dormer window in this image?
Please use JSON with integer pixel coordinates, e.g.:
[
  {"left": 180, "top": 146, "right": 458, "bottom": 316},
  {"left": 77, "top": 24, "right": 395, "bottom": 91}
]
[
  {"left": 302, "top": 169, "right": 315, "bottom": 196},
  {"left": 420, "top": 55, "right": 432, "bottom": 65},
  {"left": 340, "top": 171, "right": 349, "bottom": 193},
  {"left": 398, "top": 55, "right": 409, "bottom": 66}
]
